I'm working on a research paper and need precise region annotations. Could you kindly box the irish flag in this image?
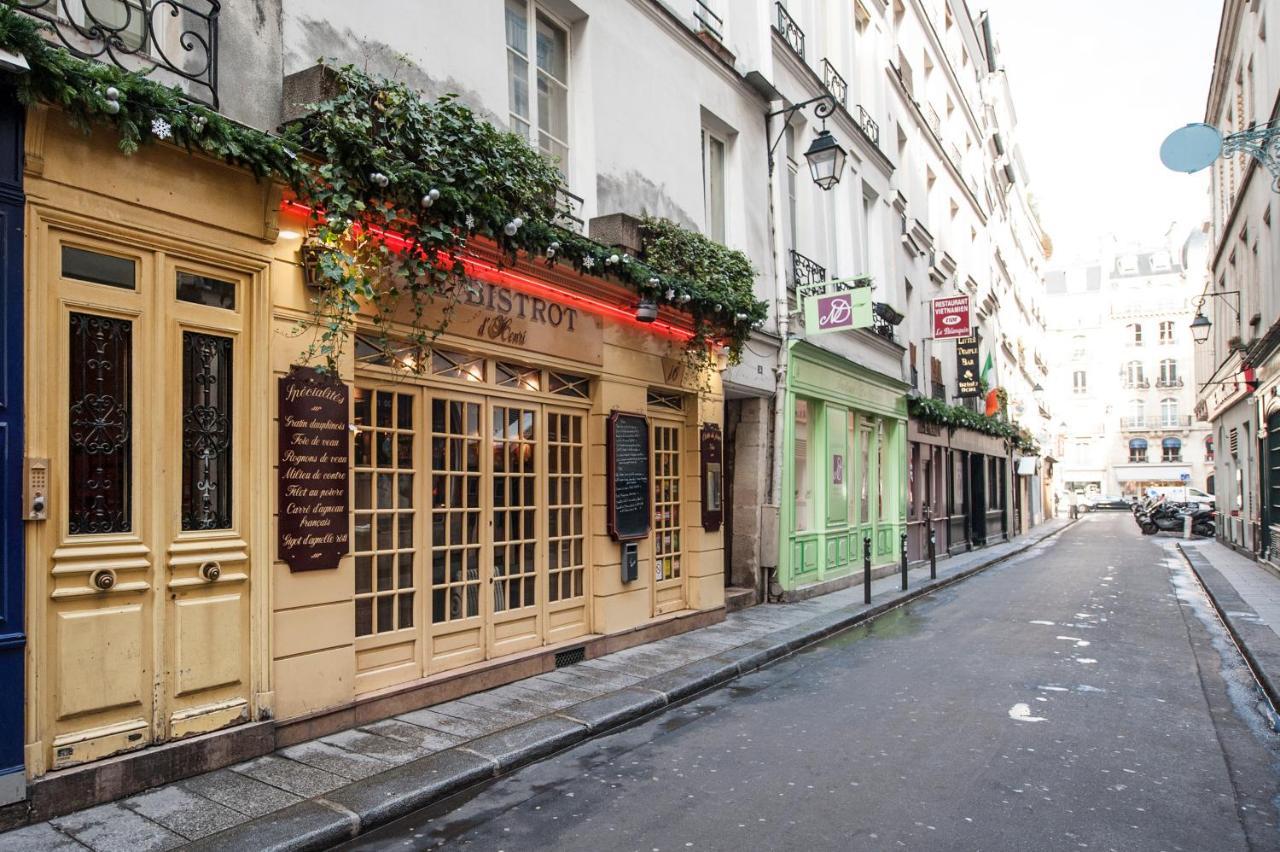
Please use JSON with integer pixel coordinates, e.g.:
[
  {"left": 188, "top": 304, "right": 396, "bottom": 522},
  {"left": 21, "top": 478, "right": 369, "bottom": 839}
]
[{"left": 982, "top": 353, "right": 998, "bottom": 416}]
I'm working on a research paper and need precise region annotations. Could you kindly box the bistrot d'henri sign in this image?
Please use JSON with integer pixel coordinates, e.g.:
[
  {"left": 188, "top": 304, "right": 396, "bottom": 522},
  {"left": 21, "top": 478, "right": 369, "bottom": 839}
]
[
  {"left": 801, "top": 276, "right": 873, "bottom": 335},
  {"left": 278, "top": 366, "right": 350, "bottom": 572}
]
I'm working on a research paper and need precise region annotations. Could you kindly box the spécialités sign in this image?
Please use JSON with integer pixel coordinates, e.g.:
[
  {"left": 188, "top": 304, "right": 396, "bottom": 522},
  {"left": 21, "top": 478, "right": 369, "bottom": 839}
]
[{"left": 278, "top": 366, "right": 351, "bottom": 572}]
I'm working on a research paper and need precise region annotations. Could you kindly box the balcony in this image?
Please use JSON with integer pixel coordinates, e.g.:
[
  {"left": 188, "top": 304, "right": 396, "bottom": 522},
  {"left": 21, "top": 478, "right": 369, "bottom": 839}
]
[
  {"left": 1122, "top": 379, "right": 1151, "bottom": 389},
  {"left": 853, "top": 104, "right": 880, "bottom": 148},
  {"left": 821, "top": 58, "right": 848, "bottom": 107},
  {"left": 1119, "top": 416, "right": 1193, "bottom": 431},
  {"left": 15, "top": 0, "right": 222, "bottom": 107},
  {"left": 1156, "top": 377, "right": 1185, "bottom": 388},
  {"left": 790, "top": 249, "right": 826, "bottom": 291},
  {"left": 693, "top": 0, "right": 724, "bottom": 41},
  {"left": 773, "top": 2, "right": 805, "bottom": 59},
  {"left": 923, "top": 102, "right": 942, "bottom": 137},
  {"left": 553, "top": 185, "right": 584, "bottom": 233}
]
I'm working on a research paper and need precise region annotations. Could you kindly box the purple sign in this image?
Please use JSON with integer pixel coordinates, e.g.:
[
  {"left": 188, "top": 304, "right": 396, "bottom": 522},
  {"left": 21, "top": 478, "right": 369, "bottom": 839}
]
[{"left": 803, "top": 286, "right": 872, "bottom": 335}]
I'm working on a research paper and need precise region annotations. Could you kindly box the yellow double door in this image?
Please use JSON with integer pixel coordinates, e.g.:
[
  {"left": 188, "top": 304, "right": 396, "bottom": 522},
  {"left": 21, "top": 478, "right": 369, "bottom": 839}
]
[
  {"left": 352, "top": 382, "right": 589, "bottom": 694},
  {"left": 30, "top": 225, "right": 258, "bottom": 771}
]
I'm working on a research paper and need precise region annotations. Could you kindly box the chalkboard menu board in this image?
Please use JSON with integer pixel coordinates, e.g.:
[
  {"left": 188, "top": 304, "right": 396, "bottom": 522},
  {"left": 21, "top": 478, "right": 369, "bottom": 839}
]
[
  {"left": 607, "top": 411, "right": 650, "bottom": 541},
  {"left": 700, "top": 423, "right": 723, "bottom": 532},
  {"left": 278, "top": 366, "right": 350, "bottom": 572}
]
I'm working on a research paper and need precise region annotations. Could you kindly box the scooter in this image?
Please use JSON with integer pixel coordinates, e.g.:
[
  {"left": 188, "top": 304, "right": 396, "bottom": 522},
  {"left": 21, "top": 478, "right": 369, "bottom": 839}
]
[{"left": 1138, "top": 501, "right": 1214, "bottom": 537}]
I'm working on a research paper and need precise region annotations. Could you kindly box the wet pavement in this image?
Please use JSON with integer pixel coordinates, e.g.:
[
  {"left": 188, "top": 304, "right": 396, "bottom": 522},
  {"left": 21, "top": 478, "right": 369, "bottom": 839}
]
[{"left": 336, "top": 514, "right": 1280, "bottom": 851}]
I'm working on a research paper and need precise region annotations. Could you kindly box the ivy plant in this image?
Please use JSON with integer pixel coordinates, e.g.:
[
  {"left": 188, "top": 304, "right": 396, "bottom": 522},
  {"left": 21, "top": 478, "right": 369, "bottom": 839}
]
[{"left": 0, "top": 6, "right": 767, "bottom": 374}]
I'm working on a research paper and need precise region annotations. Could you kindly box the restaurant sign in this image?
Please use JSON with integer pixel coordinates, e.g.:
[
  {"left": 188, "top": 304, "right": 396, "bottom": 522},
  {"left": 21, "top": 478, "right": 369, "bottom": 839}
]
[
  {"left": 278, "top": 366, "right": 351, "bottom": 572},
  {"left": 932, "top": 295, "right": 971, "bottom": 340}
]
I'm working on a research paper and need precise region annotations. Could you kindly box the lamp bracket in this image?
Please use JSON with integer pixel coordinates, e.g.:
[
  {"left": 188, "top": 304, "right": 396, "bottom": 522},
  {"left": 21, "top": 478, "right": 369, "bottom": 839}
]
[
  {"left": 1193, "top": 289, "right": 1241, "bottom": 319},
  {"left": 767, "top": 93, "right": 840, "bottom": 174},
  {"left": 1221, "top": 122, "right": 1280, "bottom": 192}
]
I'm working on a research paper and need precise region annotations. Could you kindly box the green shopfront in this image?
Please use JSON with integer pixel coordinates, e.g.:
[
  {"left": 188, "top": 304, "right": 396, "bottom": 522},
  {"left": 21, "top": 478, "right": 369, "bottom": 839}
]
[{"left": 779, "top": 341, "right": 909, "bottom": 596}]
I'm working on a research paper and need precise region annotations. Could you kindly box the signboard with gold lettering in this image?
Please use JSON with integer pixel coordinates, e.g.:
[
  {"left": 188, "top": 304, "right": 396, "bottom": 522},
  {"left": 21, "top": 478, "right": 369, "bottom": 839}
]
[
  {"left": 428, "top": 279, "right": 605, "bottom": 365},
  {"left": 278, "top": 366, "right": 350, "bottom": 572}
]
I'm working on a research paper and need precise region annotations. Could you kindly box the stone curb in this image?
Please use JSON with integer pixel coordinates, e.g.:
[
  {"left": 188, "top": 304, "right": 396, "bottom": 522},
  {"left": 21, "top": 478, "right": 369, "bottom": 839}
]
[
  {"left": 1177, "top": 543, "right": 1280, "bottom": 712},
  {"left": 186, "top": 520, "right": 1075, "bottom": 851}
]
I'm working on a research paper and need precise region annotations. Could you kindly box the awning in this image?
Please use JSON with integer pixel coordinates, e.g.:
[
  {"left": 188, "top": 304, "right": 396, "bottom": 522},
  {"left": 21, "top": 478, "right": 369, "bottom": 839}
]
[
  {"left": 1162, "top": 437, "right": 1181, "bottom": 449},
  {"left": 1129, "top": 438, "right": 1148, "bottom": 449}
]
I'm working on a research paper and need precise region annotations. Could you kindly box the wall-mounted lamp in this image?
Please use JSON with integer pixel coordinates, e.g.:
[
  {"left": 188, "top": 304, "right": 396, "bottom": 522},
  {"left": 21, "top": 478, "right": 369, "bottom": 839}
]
[
  {"left": 635, "top": 298, "right": 659, "bottom": 323},
  {"left": 1188, "top": 290, "right": 1240, "bottom": 345},
  {"left": 767, "top": 93, "right": 847, "bottom": 191}
]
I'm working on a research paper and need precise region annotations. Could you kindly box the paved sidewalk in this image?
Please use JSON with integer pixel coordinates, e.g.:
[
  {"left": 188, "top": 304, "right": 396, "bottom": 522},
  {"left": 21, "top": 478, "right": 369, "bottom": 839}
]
[
  {"left": 0, "top": 519, "right": 1071, "bottom": 852},
  {"left": 1179, "top": 538, "right": 1280, "bottom": 711}
]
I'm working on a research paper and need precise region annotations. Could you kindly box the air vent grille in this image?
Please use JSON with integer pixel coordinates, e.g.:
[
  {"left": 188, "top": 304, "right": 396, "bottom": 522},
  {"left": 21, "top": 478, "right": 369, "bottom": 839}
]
[{"left": 555, "top": 647, "right": 586, "bottom": 668}]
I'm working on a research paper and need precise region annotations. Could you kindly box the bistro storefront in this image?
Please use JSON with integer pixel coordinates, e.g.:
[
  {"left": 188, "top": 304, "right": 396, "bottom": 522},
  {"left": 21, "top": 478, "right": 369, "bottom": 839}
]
[
  {"left": 18, "top": 105, "right": 729, "bottom": 815},
  {"left": 908, "top": 420, "right": 1012, "bottom": 561},
  {"left": 778, "top": 341, "right": 908, "bottom": 597}
]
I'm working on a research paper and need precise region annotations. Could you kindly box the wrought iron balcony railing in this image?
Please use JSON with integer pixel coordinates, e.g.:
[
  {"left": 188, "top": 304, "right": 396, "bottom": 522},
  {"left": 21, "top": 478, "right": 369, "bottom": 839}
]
[
  {"left": 930, "top": 382, "right": 946, "bottom": 402},
  {"left": 789, "top": 249, "right": 825, "bottom": 290},
  {"left": 773, "top": 2, "right": 804, "bottom": 59},
  {"left": 821, "top": 58, "right": 847, "bottom": 107},
  {"left": 15, "top": 0, "right": 221, "bottom": 107},
  {"left": 853, "top": 104, "right": 879, "bottom": 147},
  {"left": 923, "top": 102, "right": 941, "bottom": 136},
  {"left": 1120, "top": 416, "right": 1193, "bottom": 430},
  {"left": 1122, "top": 379, "right": 1151, "bottom": 389},
  {"left": 553, "top": 185, "right": 585, "bottom": 233},
  {"left": 693, "top": 0, "right": 723, "bottom": 41},
  {"left": 1156, "top": 377, "right": 1185, "bottom": 388}
]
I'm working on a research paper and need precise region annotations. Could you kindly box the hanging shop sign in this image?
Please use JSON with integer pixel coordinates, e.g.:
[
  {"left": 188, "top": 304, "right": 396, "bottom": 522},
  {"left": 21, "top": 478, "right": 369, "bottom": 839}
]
[
  {"left": 801, "top": 276, "right": 874, "bottom": 335},
  {"left": 956, "top": 336, "right": 981, "bottom": 398},
  {"left": 701, "top": 423, "right": 723, "bottom": 532},
  {"left": 607, "top": 411, "right": 651, "bottom": 542},
  {"left": 278, "top": 365, "right": 351, "bottom": 572},
  {"left": 932, "top": 295, "right": 972, "bottom": 340}
]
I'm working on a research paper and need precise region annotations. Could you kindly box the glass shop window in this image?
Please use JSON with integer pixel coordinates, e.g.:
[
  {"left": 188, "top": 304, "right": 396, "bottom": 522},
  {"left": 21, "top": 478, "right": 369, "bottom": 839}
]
[{"left": 794, "top": 399, "right": 813, "bottom": 531}]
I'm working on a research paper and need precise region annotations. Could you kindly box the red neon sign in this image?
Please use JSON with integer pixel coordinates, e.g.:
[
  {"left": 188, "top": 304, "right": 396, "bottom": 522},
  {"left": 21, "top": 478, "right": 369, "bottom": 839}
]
[{"left": 279, "top": 200, "right": 695, "bottom": 343}]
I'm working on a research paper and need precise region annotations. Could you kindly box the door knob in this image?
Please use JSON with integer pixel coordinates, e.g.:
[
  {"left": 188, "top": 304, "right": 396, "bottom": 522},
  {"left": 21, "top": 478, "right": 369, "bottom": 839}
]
[{"left": 199, "top": 561, "right": 221, "bottom": 582}]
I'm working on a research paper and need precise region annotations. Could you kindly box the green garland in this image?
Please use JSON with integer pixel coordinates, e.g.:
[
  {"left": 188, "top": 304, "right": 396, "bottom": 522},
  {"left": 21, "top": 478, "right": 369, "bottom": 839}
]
[
  {"left": 908, "top": 395, "right": 1039, "bottom": 454},
  {"left": 0, "top": 7, "right": 766, "bottom": 371}
]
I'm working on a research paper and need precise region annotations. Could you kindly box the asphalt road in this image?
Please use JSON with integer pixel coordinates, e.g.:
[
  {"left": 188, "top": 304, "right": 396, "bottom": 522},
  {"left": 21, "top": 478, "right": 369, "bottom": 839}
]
[{"left": 337, "top": 514, "right": 1280, "bottom": 851}]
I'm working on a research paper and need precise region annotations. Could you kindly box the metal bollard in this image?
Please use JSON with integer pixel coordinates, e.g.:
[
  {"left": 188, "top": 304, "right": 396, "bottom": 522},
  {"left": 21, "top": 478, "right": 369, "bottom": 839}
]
[
  {"left": 929, "top": 528, "right": 937, "bottom": 580},
  {"left": 863, "top": 535, "right": 872, "bottom": 605},
  {"left": 1183, "top": 512, "right": 1192, "bottom": 540},
  {"left": 900, "top": 530, "right": 909, "bottom": 591}
]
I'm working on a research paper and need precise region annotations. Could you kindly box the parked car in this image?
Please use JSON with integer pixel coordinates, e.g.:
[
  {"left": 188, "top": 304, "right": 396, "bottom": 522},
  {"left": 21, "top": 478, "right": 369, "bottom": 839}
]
[
  {"left": 1088, "top": 494, "right": 1130, "bottom": 511},
  {"left": 1147, "top": 486, "right": 1215, "bottom": 510}
]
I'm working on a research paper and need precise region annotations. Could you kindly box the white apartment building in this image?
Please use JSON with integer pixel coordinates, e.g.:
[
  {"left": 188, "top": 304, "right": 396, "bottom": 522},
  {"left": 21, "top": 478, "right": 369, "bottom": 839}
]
[
  {"left": 1048, "top": 231, "right": 1213, "bottom": 500},
  {"left": 1195, "top": 0, "right": 1278, "bottom": 558}
]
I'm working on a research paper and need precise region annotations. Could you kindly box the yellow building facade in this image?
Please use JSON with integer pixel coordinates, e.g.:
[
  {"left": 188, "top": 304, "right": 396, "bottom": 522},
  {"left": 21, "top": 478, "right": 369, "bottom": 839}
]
[{"left": 22, "top": 108, "right": 725, "bottom": 786}]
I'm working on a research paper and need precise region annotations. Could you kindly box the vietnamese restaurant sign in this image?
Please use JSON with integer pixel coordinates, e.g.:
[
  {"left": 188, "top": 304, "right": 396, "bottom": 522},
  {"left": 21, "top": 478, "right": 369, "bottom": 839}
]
[
  {"left": 802, "top": 276, "right": 874, "bottom": 335},
  {"left": 932, "top": 295, "right": 972, "bottom": 340}
]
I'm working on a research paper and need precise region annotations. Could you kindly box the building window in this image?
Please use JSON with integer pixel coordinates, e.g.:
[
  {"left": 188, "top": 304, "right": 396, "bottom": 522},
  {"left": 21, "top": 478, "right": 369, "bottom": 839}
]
[
  {"left": 547, "top": 412, "right": 586, "bottom": 602},
  {"left": 785, "top": 125, "right": 798, "bottom": 255},
  {"left": 181, "top": 332, "right": 233, "bottom": 531},
  {"left": 1159, "top": 359, "right": 1178, "bottom": 386},
  {"left": 701, "top": 127, "right": 726, "bottom": 243},
  {"left": 1128, "top": 398, "right": 1145, "bottom": 424},
  {"left": 1159, "top": 320, "right": 1175, "bottom": 344},
  {"left": 795, "top": 399, "right": 813, "bottom": 531},
  {"left": 1127, "top": 323, "right": 1142, "bottom": 345},
  {"left": 1206, "top": 436, "right": 1215, "bottom": 462},
  {"left": 1072, "top": 370, "right": 1087, "bottom": 394},
  {"left": 1129, "top": 438, "right": 1148, "bottom": 463},
  {"left": 1160, "top": 398, "right": 1179, "bottom": 427},
  {"left": 653, "top": 423, "right": 683, "bottom": 582},
  {"left": 505, "top": 0, "right": 570, "bottom": 174},
  {"left": 548, "top": 371, "right": 590, "bottom": 398},
  {"left": 492, "top": 404, "right": 539, "bottom": 614},
  {"left": 1162, "top": 437, "right": 1182, "bottom": 463},
  {"left": 1124, "top": 360, "right": 1145, "bottom": 387},
  {"left": 496, "top": 361, "right": 541, "bottom": 392},
  {"left": 1071, "top": 335, "right": 1086, "bottom": 359},
  {"left": 429, "top": 397, "right": 483, "bottom": 624}
]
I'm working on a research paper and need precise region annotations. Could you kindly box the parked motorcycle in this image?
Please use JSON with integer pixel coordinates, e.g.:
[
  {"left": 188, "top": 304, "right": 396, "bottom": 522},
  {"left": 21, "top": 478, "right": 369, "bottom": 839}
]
[{"left": 1137, "top": 500, "right": 1215, "bottom": 537}]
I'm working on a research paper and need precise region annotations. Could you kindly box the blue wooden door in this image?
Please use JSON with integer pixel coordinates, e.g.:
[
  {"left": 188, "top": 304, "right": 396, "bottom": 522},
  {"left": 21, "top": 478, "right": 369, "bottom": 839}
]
[{"left": 0, "top": 86, "right": 25, "bottom": 806}]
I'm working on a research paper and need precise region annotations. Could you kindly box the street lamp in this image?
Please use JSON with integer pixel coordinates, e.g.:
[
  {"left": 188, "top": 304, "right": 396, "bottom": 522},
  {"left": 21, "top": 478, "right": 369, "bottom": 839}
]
[
  {"left": 1190, "top": 311, "right": 1211, "bottom": 345},
  {"left": 767, "top": 93, "right": 847, "bottom": 191},
  {"left": 803, "top": 129, "right": 847, "bottom": 191},
  {"left": 1032, "top": 383, "right": 1045, "bottom": 404}
]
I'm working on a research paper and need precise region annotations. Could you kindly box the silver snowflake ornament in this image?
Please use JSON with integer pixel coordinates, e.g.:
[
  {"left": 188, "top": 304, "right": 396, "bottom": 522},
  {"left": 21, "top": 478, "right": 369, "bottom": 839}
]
[
  {"left": 464, "top": 213, "right": 476, "bottom": 230},
  {"left": 582, "top": 255, "right": 595, "bottom": 270},
  {"left": 151, "top": 117, "right": 172, "bottom": 140}
]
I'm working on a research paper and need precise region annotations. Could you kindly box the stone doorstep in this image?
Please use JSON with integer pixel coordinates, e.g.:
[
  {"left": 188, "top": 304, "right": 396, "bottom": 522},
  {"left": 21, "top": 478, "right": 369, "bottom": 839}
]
[
  {"left": 1178, "top": 544, "right": 1280, "bottom": 712},
  {"left": 178, "top": 519, "right": 1074, "bottom": 852}
]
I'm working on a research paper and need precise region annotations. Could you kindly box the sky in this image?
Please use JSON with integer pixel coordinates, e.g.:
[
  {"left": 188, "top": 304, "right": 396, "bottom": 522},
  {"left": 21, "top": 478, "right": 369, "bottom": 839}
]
[{"left": 978, "top": 0, "right": 1223, "bottom": 263}]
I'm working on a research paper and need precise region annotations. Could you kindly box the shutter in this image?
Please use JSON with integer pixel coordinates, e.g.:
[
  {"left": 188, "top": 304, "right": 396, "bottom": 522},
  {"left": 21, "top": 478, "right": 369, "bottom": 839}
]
[{"left": 1230, "top": 427, "right": 1239, "bottom": 457}]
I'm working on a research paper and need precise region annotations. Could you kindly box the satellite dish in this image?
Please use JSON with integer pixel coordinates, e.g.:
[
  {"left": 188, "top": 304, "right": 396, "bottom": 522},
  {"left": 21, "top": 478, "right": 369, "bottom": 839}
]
[{"left": 1159, "top": 123, "right": 1223, "bottom": 173}]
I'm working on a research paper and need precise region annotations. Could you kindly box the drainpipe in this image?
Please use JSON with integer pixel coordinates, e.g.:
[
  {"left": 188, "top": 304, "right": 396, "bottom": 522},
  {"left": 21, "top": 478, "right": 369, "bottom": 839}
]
[{"left": 768, "top": 100, "right": 790, "bottom": 514}]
